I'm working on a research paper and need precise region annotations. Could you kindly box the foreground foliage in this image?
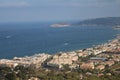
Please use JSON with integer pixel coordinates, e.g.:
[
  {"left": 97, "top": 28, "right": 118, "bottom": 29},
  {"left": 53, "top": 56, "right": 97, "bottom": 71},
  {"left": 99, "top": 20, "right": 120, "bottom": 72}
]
[{"left": 1, "top": 66, "right": 120, "bottom": 80}]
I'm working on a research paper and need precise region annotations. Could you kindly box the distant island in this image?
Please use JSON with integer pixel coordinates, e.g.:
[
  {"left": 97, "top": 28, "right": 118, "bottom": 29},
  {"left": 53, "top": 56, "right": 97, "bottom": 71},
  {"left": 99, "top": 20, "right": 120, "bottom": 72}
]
[
  {"left": 50, "top": 23, "right": 70, "bottom": 28},
  {"left": 78, "top": 17, "right": 120, "bottom": 26}
]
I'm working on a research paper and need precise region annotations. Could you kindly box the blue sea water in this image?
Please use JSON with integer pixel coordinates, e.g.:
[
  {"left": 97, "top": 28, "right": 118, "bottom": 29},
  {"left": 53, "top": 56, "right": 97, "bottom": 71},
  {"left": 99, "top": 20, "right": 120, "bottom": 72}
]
[{"left": 0, "top": 22, "right": 119, "bottom": 59}]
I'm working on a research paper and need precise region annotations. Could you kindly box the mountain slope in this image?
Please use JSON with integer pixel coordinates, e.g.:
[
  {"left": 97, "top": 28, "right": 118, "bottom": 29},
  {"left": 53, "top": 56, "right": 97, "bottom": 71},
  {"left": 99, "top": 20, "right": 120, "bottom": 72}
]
[{"left": 78, "top": 17, "right": 120, "bottom": 26}]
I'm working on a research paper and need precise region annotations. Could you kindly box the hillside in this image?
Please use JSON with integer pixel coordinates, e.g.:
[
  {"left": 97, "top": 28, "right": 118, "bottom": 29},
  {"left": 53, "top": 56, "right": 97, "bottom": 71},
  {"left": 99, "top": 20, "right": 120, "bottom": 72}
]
[{"left": 78, "top": 17, "right": 120, "bottom": 26}]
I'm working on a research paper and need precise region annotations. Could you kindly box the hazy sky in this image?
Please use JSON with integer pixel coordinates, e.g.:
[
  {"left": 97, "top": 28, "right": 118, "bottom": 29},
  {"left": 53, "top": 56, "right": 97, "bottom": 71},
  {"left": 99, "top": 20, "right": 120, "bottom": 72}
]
[{"left": 0, "top": 0, "right": 120, "bottom": 22}]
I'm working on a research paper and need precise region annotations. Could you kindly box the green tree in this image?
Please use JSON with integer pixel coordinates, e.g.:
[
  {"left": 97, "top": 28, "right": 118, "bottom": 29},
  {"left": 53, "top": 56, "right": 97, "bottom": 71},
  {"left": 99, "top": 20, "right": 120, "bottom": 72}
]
[{"left": 5, "top": 72, "right": 17, "bottom": 80}]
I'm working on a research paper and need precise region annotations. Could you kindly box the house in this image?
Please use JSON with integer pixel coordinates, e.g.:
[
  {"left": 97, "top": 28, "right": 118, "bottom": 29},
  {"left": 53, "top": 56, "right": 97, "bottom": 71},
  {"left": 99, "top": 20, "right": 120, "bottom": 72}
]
[
  {"left": 96, "top": 65, "right": 105, "bottom": 70},
  {"left": 105, "top": 60, "right": 115, "bottom": 66},
  {"left": 80, "top": 62, "right": 94, "bottom": 70},
  {"left": 28, "top": 77, "right": 40, "bottom": 80},
  {"left": 89, "top": 57, "right": 107, "bottom": 65}
]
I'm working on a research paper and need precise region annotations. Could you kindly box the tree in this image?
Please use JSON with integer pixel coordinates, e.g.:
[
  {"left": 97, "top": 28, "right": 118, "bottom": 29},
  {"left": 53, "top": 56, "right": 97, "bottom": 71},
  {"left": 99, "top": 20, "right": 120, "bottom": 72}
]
[
  {"left": 5, "top": 72, "right": 17, "bottom": 80},
  {"left": 62, "top": 64, "right": 70, "bottom": 71}
]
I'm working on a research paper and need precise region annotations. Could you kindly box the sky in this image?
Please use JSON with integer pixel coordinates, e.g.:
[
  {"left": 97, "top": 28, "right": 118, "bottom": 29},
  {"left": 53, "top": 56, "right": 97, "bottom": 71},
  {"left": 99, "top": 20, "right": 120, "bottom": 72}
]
[{"left": 0, "top": 0, "right": 120, "bottom": 23}]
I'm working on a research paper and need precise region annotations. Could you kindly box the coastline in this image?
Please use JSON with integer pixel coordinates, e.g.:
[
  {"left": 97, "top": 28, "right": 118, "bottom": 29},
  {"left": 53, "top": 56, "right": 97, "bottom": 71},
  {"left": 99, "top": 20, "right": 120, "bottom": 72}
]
[
  {"left": 0, "top": 34, "right": 117, "bottom": 60},
  {"left": 0, "top": 34, "right": 120, "bottom": 69},
  {"left": 1, "top": 34, "right": 119, "bottom": 59},
  {"left": 0, "top": 23, "right": 118, "bottom": 59}
]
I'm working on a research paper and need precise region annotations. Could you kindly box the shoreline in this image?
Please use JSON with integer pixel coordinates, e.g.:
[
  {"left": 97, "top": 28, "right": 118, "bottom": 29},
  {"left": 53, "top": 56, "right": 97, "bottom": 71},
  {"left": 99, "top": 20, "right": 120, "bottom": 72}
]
[
  {"left": 0, "top": 34, "right": 120, "bottom": 69},
  {"left": 0, "top": 35, "right": 116, "bottom": 59},
  {"left": 0, "top": 34, "right": 119, "bottom": 60},
  {"left": 0, "top": 24, "right": 118, "bottom": 59}
]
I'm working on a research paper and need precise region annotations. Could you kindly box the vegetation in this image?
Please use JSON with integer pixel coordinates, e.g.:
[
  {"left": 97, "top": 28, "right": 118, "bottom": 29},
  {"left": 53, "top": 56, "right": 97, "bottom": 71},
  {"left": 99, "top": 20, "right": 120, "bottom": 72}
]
[{"left": 1, "top": 65, "right": 120, "bottom": 80}]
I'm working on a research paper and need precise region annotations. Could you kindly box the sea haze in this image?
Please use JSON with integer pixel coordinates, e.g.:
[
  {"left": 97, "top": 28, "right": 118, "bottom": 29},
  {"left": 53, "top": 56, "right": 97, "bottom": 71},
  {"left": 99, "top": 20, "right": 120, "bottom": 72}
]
[{"left": 0, "top": 22, "right": 119, "bottom": 59}]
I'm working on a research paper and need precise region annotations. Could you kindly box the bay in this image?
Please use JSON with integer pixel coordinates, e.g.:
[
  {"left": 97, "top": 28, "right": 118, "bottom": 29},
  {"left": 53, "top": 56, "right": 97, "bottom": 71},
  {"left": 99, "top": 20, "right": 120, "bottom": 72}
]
[{"left": 0, "top": 22, "right": 119, "bottom": 59}]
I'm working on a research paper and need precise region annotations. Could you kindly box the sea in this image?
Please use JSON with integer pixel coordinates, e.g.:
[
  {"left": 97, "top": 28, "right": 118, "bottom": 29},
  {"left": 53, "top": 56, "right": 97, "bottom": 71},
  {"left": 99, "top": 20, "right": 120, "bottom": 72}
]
[{"left": 0, "top": 22, "right": 120, "bottom": 59}]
